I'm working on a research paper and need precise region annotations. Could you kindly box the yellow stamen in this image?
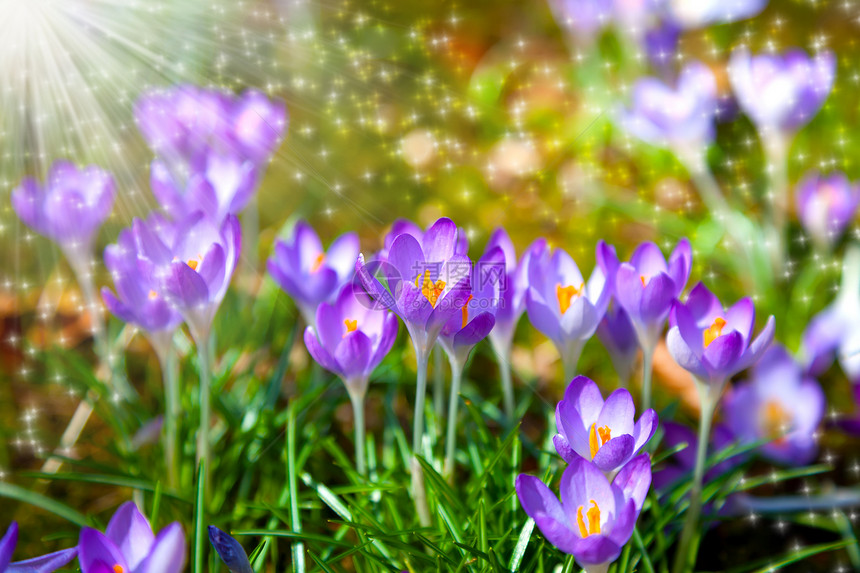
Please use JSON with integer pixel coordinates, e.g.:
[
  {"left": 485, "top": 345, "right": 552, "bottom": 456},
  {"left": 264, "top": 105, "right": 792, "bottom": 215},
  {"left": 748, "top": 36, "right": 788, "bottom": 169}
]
[
  {"left": 640, "top": 275, "right": 647, "bottom": 287},
  {"left": 576, "top": 500, "right": 602, "bottom": 538},
  {"left": 415, "top": 271, "right": 446, "bottom": 307},
  {"left": 461, "top": 294, "right": 474, "bottom": 328},
  {"left": 556, "top": 282, "right": 585, "bottom": 314},
  {"left": 187, "top": 259, "right": 198, "bottom": 271},
  {"left": 588, "top": 423, "right": 612, "bottom": 459},
  {"left": 113, "top": 566, "right": 124, "bottom": 573},
  {"left": 311, "top": 253, "right": 325, "bottom": 273},
  {"left": 761, "top": 400, "right": 792, "bottom": 443},
  {"left": 148, "top": 290, "right": 158, "bottom": 300},
  {"left": 703, "top": 317, "right": 727, "bottom": 348},
  {"left": 343, "top": 319, "right": 357, "bottom": 336}
]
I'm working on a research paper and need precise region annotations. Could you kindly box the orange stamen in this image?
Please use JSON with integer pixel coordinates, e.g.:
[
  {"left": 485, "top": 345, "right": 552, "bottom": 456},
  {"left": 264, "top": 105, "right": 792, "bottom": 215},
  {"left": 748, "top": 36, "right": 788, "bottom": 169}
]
[
  {"left": 461, "top": 294, "right": 474, "bottom": 328},
  {"left": 148, "top": 290, "right": 158, "bottom": 300},
  {"left": 576, "top": 500, "right": 602, "bottom": 538},
  {"left": 556, "top": 282, "right": 585, "bottom": 314},
  {"left": 113, "top": 566, "right": 124, "bottom": 573},
  {"left": 588, "top": 423, "right": 612, "bottom": 459},
  {"left": 640, "top": 275, "right": 647, "bottom": 287},
  {"left": 343, "top": 319, "right": 357, "bottom": 336},
  {"left": 761, "top": 400, "right": 792, "bottom": 443},
  {"left": 415, "top": 271, "right": 446, "bottom": 307},
  {"left": 187, "top": 259, "right": 198, "bottom": 271},
  {"left": 311, "top": 253, "right": 325, "bottom": 273},
  {"left": 703, "top": 317, "right": 727, "bottom": 348}
]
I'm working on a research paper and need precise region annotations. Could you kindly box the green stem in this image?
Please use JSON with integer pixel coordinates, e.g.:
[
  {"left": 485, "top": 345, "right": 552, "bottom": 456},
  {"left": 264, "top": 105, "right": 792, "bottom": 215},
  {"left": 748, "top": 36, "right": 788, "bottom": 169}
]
[
  {"left": 443, "top": 354, "right": 463, "bottom": 480},
  {"left": 672, "top": 377, "right": 719, "bottom": 573},
  {"left": 288, "top": 401, "right": 306, "bottom": 572},
  {"left": 349, "top": 388, "right": 367, "bottom": 476},
  {"left": 196, "top": 337, "right": 212, "bottom": 499},
  {"left": 411, "top": 348, "right": 431, "bottom": 526},
  {"left": 560, "top": 342, "right": 584, "bottom": 383},
  {"left": 155, "top": 339, "right": 180, "bottom": 489},
  {"left": 433, "top": 346, "right": 445, "bottom": 422},
  {"left": 496, "top": 345, "right": 515, "bottom": 419},
  {"left": 641, "top": 346, "right": 654, "bottom": 412}
]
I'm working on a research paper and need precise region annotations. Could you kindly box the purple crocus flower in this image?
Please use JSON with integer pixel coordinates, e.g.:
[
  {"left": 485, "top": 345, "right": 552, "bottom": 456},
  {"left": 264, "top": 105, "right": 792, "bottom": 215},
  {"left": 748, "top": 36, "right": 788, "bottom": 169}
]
[
  {"left": 102, "top": 214, "right": 184, "bottom": 358},
  {"left": 728, "top": 47, "right": 835, "bottom": 135},
  {"left": 525, "top": 241, "right": 611, "bottom": 378},
  {"left": 438, "top": 247, "right": 504, "bottom": 365},
  {"left": 304, "top": 285, "right": 399, "bottom": 398},
  {"left": 378, "top": 218, "right": 469, "bottom": 262},
  {"left": 135, "top": 85, "right": 287, "bottom": 168},
  {"left": 723, "top": 345, "right": 824, "bottom": 466},
  {"left": 619, "top": 61, "right": 718, "bottom": 149},
  {"left": 666, "top": 282, "right": 775, "bottom": 389},
  {"left": 0, "top": 522, "right": 77, "bottom": 573},
  {"left": 665, "top": 0, "right": 767, "bottom": 28},
  {"left": 652, "top": 421, "right": 742, "bottom": 491},
  {"left": 78, "top": 502, "right": 186, "bottom": 573},
  {"left": 553, "top": 376, "right": 657, "bottom": 478},
  {"left": 150, "top": 151, "right": 258, "bottom": 224},
  {"left": 268, "top": 221, "right": 360, "bottom": 327},
  {"left": 208, "top": 526, "right": 251, "bottom": 573},
  {"left": 596, "top": 306, "right": 639, "bottom": 385},
  {"left": 483, "top": 230, "right": 537, "bottom": 361},
  {"left": 356, "top": 217, "right": 471, "bottom": 359},
  {"left": 133, "top": 211, "right": 241, "bottom": 342},
  {"left": 12, "top": 160, "right": 114, "bottom": 274},
  {"left": 599, "top": 238, "right": 692, "bottom": 354},
  {"left": 795, "top": 170, "right": 860, "bottom": 250},
  {"left": 516, "top": 455, "right": 652, "bottom": 573}
]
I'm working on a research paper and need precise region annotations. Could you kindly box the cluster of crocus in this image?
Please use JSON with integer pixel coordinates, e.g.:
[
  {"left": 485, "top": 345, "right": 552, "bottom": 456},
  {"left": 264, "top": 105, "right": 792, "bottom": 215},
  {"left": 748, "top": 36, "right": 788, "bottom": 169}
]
[
  {"left": 518, "top": 377, "right": 655, "bottom": 573},
  {"left": 135, "top": 85, "right": 287, "bottom": 239}
]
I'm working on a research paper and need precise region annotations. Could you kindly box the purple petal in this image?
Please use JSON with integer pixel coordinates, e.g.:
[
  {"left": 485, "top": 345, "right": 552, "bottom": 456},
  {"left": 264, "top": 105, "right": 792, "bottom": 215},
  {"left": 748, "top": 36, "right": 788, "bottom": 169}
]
[
  {"left": 163, "top": 261, "right": 211, "bottom": 310},
  {"left": 560, "top": 456, "right": 615, "bottom": 524},
  {"left": 515, "top": 475, "right": 578, "bottom": 554},
  {"left": 597, "top": 388, "right": 635, "bottom": 436},
  {"left": 612, "top": 454, "right": 652, "bottom": 512},
  {"left": 725, "top": 298, "right": 755, "bottom": 344},
  {"left": 633, "top": 409, "right": 658, "bottom": 453},
  {"left": 552, "top": 434, "right": 579, "bottom": 464},
  {"left": 334, "top": 330, "right": 373, "bottom": 380},
  {"left": 78, "top": 528, "right": 127, "bottom": 573},
  {"left": 388, "top": 234, "right": 426, "bottom": 287},
  {"left": 135, "top": 522, "right": 186, "bottom": 573},
  {"left": 325, "top": 233, "right": 360, "bottom": 283},
  {"left": 208, "top": 526, "right": 252, "bottom": 573},
  {"left": 639, "top": 272, "right": 676, "bottom": 325},
  {"left": 666, "top": 326, "right": 708, "bottom": 378},
  {"left": 105, "top": 502, "right": 155, "bottom": 570},
  {"left": 422, "top": 217, "right": 458, "bottom": 262},
  {"left": 630, "top": 242, "right": 668, "bottom": 277},
  {"left": 303, "top": 327, "right": 339, "bottom": 374},
  {"left": 369, "top": 313, "right": 399, "bottom": 368},
  {"left": 8, "top": 548, "right": 78, "bottom": 573},
  {"left": 453, "top": 312, "right": 495, "bottom": 349},
  {"left": 615, "top": 264, "right": 644, "bottom": 322},
  {"left": 0, "top": 522, "right": 17, "bottom": 571},
  {"left": 591, "top": 434, "right": 635, "bottom": 472},
  {"left": 703, "top": 330, "right": 744, "bottom": 374},
  {"left": 685, "top": 282, "right": 723, "bottom": 323},
  {"left": 667, "top": 238, "right": 692, "bottom": 292},
  {"left": 525, "top": 289, "right": 562, "bottom": 343}
]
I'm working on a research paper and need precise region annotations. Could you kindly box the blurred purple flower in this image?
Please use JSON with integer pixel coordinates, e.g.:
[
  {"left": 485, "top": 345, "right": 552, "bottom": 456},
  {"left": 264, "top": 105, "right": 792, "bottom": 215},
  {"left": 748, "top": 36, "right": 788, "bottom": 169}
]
[
  {"left": 438, "top": 247, "right": 504, "bottom": 364},
  {"left": 548, "top": 0, "right": 614, "bottom": 39},
  {"left": 483, "top": 229, "right": 540, "bottom": 359},
  {"left": 78, "top": 502, "right": 185, "bottom": 573},
  {"left": 666, "top": 282, "right": 775, "bottom": 388},
  {"left": 723, "top": 345, "right": 824, "bottom": 466},
  {"left": 12, "top": 160, "right": 114, "bottom": 272},
  {"left": 102, "top": 214, "right": 184, "bottom": 356},
  {"left": 516, "top": 455, "right": 651, "bottom": 571},
  {"left": 0, "top": 522, "right": 77, "bottom": 573},
  {"left": 596, "top": 306, "right": 639, "bottom": 385},
  {"left": 304, "top": 285, "right": 399, "bottom": 397},
  {"left": 135, "top": 85, "right": 287, "bottom": 167},
  {"left": 599, "top": 238, "right": 691, "bottom": 353},
  {"left": 268, "top": 221, "right": 360, "bottom": 327},
  {"left": 150, "top": 152, "right": 258, "bottom": 224},
  {"left": 652, "top": 420, "right": 742, "bottom": 491},
  {"left": 553, "top": 376, "right": 657, "bottom": 478},
  {"left": 355, "top": 217, "right": 471, "bottom": 357},
  {"left": 666, "top": 0, "right": 767, "bottom": 29},
  {"left": 643, "top": 20, "right": 681, "bottom": 71},
  {"left": 728, "top": 47, "right": 835, "bottom": 134},
  {"left": 619, "top": 61, "right": 718, "bottom": 149},
  {"left": 795, "top": 170, "right": 860, "bottom": 250},
  {"left": 834, "top": 384, "right": 860, "bottom": 436},
  {"left": 208, "top": 526, "right": 252, "bottom": 573},
  {"left": 133, "top": 212, "right": 241, "bottom": 341},
  {"left": 525, "top": 240, "right": 611, "bottom": 377}
]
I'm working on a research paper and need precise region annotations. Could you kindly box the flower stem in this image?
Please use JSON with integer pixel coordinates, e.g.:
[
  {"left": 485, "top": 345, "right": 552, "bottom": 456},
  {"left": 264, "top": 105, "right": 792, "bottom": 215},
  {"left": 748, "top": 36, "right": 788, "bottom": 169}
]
[
  {"left": 433, "top": 346, "right": 445, "bottom": 422},
  {"left": 672, "top": 377, "right": 719, "bottom": 573},
  {"left": 641, "top": 346, "right": 654, "bottom": 412},
  {"left": 349, "top": 388, "right": 367, "bottom": 476},
  {"left": 495, "top": 345, "right": 515, "bottom": 419},
  {"left": 560, "top": 342, "right": 584, "bottom": 383},
  {"left": 196, "top": 336, "right": 212, "bottom": 497},
  {"left": 411, "top": 348, "right": 431, "bottom": 526},
  {"left": 159, "top": 341, "right": 180, "bottom": 489},
  {"left": 443, "top": 354, "right": 463, "bottom": 481}
]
